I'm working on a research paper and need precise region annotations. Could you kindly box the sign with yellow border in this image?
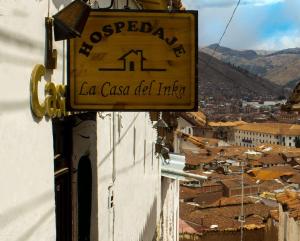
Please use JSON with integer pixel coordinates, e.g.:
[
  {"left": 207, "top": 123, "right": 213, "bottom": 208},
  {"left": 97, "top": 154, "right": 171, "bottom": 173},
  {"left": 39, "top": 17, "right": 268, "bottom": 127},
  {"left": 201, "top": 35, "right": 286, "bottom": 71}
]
[{"left": 68, "top": 10, "right": 198, "bottom": 110}]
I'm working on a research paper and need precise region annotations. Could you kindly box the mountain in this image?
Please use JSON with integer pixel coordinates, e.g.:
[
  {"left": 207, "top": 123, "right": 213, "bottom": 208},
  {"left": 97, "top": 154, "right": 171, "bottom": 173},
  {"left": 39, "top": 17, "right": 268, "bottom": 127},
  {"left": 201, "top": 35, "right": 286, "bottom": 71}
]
[
  {"left": 202, "top": 44, "right": 300, "bottom": 86},
  {"left": 199, "top": 51, "right": 283, "bottom": 101}
]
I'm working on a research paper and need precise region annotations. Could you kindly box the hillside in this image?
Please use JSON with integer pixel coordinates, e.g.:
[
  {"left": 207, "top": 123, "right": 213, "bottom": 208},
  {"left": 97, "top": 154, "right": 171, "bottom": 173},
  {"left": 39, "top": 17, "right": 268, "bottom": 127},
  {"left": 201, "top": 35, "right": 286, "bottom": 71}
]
[
  {"left": 203, "top": 44, "right": 300, "bottom": 86},
  {"left": 199, "top": 51, "right": 283, "bottom": 101}
]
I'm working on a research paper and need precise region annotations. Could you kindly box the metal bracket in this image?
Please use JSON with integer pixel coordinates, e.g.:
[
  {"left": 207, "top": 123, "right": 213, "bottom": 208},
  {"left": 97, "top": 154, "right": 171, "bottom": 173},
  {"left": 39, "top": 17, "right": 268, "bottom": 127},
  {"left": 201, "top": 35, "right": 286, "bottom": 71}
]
[{"left": 45, "top": 17, "right": 57, "bottom": 69}]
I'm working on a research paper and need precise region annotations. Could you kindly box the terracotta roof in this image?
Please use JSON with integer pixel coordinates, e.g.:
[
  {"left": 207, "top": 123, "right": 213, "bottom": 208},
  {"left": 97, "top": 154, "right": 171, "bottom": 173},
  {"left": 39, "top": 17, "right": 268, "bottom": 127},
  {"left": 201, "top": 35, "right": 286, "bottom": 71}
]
[
  {"left": 227, "top": 166, "right": 242, "bottom": 173},
  {"left": 182, "top": 203, "right": 275, "bottom": 231},
  {"left": 189, "top": 111, "right": 206, "bottom": 125},
  {"left": 256, "top": 154, "right": 285, "bottom": 165},
  {"left": 255, "top": 144, "right": 298, "bottom": 154},
  {"left": 234, "top": 122, "right": 300, "bottom": 136},
  {"left": 193, "top": 191, "right": 223, "bottom": 206},
  {"left": 248, "top": 166, "right": 296, "bottom": 180},
  {"left": 220, "top": 175, "right": 257, "bottom": 189},
  {"left": 195, "top": 196, "right": 254, "bottom": 208},
  {"left": 258, "top": 180, "right": 285, "bottom": 192},
  {"left": 209, "top": 121, "right": 247, "bottom": 127},
  {"left": 180, "top": 111, "right": 206, "bottom": 127},
  {"left": 276, "top": 190, "right": 300, "bottom": 220},
  {"left": 177, "top": 130, "right": 206, "bottom": 148},
  {"left": 282, "top": 151, "right": 300, "bottom": 158},
  {"left": 201, "top": 137, "right": 221, "bottom": 146},
  {"left": 249, "top": 160, "right": 263, "bottom": 167},
  {"left": 217, "top": 146, "right": 250, "bottom": 158},
  {"left": 184, "top": 151, "right": 216, "bottom": 166},
  {"left": 187, "top": 169, "right": 233, "bottom": 181},
  {"left": 287, "top": 173, "right": 300, "bottom": 184},
  {"left": 180, "top": 186, "right": 205, "bottom": 200},
  {"left": 270, "top": 209, "right": 279, "bottom": 221},
  {"left": 180, "top": 202, "right": 198, "bottom": 221},
  {"left": 179, "top": 219, "right": 199, "bottom": 234}
]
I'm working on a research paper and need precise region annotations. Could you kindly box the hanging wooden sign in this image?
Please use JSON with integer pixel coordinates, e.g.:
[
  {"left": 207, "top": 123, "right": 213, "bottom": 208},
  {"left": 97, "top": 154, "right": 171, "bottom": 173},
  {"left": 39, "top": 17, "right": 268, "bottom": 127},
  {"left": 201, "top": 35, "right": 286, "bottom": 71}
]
[{"left": 68, "top": 10, "right": 198, "bottom": 110}]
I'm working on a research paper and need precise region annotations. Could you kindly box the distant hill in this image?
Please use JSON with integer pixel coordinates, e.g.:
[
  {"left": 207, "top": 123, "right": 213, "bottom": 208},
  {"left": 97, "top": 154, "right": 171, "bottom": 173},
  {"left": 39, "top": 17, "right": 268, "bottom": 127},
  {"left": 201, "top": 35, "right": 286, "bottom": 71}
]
[
  {"left": 199, "top": 51, "right": 283, "bottom": 101},
  {"left": 202, "top": 44, "right": 300, "bottom": 86}
]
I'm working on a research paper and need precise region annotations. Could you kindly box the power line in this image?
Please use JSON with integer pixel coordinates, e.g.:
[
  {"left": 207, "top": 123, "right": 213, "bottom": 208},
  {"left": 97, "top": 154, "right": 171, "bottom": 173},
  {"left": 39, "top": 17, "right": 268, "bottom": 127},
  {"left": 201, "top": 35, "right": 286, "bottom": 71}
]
[{"left": 205, "top": 0, "right": 242, "bottom": 58}]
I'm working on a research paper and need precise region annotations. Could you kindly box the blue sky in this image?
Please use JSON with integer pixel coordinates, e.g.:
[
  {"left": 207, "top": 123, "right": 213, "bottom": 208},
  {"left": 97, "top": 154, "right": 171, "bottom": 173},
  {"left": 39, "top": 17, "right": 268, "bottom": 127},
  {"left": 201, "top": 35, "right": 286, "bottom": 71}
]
[{"left": 182, "top": 0, "right": 300, "bottom": 50}]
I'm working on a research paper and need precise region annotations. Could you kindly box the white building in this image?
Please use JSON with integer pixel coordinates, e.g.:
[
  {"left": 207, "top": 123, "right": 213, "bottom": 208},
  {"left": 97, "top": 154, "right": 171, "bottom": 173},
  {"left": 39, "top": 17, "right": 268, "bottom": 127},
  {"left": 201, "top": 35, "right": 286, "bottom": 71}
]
[
  {"left": 0, "top": 0, "right": 184, "bottom": 241},
  {"left": 233, "top": 123, "right": 300, "bottom": 148}
]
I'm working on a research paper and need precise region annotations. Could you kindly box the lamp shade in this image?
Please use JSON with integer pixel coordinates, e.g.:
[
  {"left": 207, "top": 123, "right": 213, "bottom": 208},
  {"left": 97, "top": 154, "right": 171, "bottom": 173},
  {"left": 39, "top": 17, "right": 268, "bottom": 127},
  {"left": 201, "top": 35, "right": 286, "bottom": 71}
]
[
  {"left": 53, "top": 0, "right": 91, "bottom": 41},
  {"left": 153, "top": 119, "right": 168, "bottom": 129}
]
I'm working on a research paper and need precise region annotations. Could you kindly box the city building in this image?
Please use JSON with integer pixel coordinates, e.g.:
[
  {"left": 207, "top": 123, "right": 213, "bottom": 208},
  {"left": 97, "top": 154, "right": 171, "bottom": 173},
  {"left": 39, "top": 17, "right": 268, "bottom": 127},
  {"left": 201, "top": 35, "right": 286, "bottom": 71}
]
[{"left": 233, "top": 123, "right": 300, "bottom": 147}]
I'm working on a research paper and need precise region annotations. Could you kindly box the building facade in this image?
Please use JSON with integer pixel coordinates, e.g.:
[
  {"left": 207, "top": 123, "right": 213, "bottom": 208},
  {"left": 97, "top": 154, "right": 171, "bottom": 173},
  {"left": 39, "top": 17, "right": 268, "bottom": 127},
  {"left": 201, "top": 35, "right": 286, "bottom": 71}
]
[
  {"left": 233, "top": 123, "right": 300, "bottom": 148},
  {"left": 0, "top": 0, "right": 184, "bottom": 241}
]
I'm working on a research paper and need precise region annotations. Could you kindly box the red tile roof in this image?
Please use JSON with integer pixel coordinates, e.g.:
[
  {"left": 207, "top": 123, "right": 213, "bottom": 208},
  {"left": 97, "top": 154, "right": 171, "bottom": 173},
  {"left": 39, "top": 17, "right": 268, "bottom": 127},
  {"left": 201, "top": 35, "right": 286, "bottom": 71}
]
[
  {"left": 257, "top": 154, "right": 285, "bottom": 165},
  {"left": 248, "top": 166, "right": 296, "bottom": 180},
  {"left": 182, "top": 203, "right": 275, "bottom": 231},
  {"left": 179, "top": 219, "right": 199, "bottom": 234},
  {"left": 276, "top": 190, "right": 300, "bottom": 220}
]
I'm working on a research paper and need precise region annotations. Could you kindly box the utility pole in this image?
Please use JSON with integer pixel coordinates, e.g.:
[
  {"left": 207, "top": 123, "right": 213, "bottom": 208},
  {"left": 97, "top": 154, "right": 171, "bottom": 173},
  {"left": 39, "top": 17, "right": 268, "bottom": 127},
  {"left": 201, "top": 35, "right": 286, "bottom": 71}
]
[{"left": 239, "top": 159, "right": 245, "bottom": 241}]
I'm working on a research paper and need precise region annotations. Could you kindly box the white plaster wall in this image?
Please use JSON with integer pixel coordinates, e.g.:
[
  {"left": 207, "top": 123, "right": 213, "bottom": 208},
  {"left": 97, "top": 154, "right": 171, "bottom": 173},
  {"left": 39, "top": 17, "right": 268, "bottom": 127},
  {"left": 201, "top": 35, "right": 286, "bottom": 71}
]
[
  {"left": 0, "top": 0, "right": 68, "bottom": 240},
  {"left": 161, "top": 177, "right": 179, "bottom": 241},
  {"left": 286, "top": 217, "right": 300, "bottom": 241},
  {"left": 278, "top": 204, "right": 300, "bottom": 241},
  {"left": 278, "top": 204, "right": 286, "bottom": 241},
  {"left": 72, "top": 119, "right": 98, "bottom": 241},
  {"left": 97, "top": 112, "right": 161, "bottom": 241},
  {"left": 177, "top": 118, "right": 194, "bottom": 136}
]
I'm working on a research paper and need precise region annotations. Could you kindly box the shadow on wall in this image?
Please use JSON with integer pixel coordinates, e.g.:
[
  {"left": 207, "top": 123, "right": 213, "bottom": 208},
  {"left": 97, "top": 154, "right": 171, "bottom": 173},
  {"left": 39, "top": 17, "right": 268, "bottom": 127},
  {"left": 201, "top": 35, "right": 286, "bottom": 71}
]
[
  {"left": 138, "top": 197, "right": 158, "bottom": 241},
  {"left": 0, "top": 27, "right": 44, "bottom": 52},
  {"left": 98, "top": 149, "right": 153, "bottom": 183},
  {"left": 14, "top": 207, "right": 54, "bottom": 241},
  {"left": 98, "top": 113, "right": 140, "bottom": 168},
  {"left": 0, "top": 190, "right": 53, "bottom": 230},
  {"left": 0, "top": 100, "right": 28, "bottom": 112}
]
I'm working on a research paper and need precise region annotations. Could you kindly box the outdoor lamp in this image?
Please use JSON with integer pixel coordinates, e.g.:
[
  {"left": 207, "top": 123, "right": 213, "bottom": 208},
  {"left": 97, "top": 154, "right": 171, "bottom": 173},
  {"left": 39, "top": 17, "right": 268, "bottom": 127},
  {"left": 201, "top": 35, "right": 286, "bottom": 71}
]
[
  {"left": 155, "top": 136, "right": 164, "bottom": 154},
  {"left": 53, "top": 0, "right": 91, "bottom": 41},
  {"left": 153, "top": 119, "right": 169, "bottom": 129},
  {"left": 45, "top": 0, "right": 90, "bottom": 69},
  {"left": 160, "top": 146, "right": 170, "bottom": 160}
]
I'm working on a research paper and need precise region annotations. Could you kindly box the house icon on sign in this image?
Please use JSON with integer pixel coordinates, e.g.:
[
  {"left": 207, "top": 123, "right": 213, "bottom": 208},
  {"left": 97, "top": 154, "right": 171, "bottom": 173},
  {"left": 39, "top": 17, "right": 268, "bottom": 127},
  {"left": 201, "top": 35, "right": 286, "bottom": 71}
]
[
  {"left": 98, "top": 49, "right": 166, "bottom": 72},
  {"left": 118, "top": 50, "right": 146, "bottom": 71}
]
